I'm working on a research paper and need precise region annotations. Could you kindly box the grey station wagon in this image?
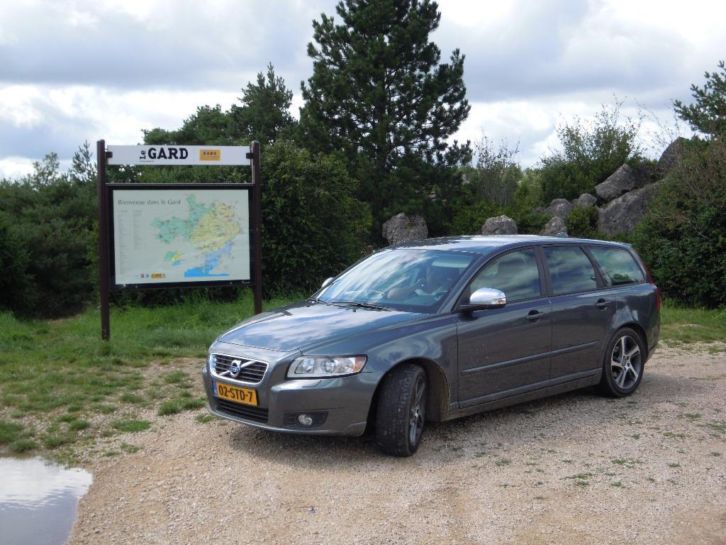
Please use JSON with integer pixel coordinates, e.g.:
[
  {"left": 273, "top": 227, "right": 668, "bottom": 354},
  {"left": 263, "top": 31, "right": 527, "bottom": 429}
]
[{"left": 203, "top": 235, "right": 660, "bottom": 456}]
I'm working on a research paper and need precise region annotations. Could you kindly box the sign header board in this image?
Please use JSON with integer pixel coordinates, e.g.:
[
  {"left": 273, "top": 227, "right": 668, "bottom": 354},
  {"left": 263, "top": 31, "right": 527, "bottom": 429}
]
[
  {"left": 107, "top": 145, "right": 250, "bottom": 166},
  {"left": 110, "top": 185, "right": 251, "bottom": 287}
]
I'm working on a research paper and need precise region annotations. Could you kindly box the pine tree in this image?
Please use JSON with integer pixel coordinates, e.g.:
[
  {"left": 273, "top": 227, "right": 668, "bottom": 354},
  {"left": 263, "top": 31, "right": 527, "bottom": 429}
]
[
  {"left": 674, "top": 60, "right": 726, "bottom": 138},
  {"left": 232, "top": 63, "right": 294, "bottom": 145},
  {"left": 300, "top": 0, "right": 470, "bottom": 227}
]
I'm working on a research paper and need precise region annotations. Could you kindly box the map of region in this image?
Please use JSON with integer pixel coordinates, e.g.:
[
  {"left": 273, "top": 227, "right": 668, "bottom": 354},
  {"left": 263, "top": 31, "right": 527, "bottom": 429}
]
[{"left": 112, "top": 189, "right": 250, "bottom": 285}]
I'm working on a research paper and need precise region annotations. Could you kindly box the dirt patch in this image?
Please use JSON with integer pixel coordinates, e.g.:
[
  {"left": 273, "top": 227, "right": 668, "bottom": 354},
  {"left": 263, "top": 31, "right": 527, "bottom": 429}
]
[{"left": 69, "top": 346, "right": 726, "bottom": 545}]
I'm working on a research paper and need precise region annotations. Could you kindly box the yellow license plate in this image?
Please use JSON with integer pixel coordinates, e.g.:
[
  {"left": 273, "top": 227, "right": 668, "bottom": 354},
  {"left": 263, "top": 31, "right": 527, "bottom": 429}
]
[{"left": 215, "top": 382, "right": 258, "bottom": 406}]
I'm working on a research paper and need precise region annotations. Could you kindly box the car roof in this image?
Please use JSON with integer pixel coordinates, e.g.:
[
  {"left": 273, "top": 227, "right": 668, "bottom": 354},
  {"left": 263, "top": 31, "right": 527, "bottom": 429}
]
[{"left": 392, "top": 235, "right": 630, "bottom": 255}]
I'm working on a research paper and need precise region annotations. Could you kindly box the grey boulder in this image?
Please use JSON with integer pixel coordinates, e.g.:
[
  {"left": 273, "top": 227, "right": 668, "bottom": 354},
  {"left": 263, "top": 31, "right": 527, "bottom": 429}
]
[
  {"left": 657, "top": 137, "right": 688, "bottom": 175},
  {"left": 481, "top": 215, "right": 518, "bottom": 235},
  {"left": 382, "top": 213, "right": 428, "bottom": 245},
  {"left": 545, "top": 198, "right": 573, "bottom": 219},
  {"left": 572, "top": 193, "right": 597, "bottom": 208},
  {"left": 541, "top": 216, "right": 568, "bottom": 237},
  {"left": 595, "top": 164, "right": 641, "bottom": 202},
  {"left": 597, "top": 182, "right": 662, "bottom": 236}
]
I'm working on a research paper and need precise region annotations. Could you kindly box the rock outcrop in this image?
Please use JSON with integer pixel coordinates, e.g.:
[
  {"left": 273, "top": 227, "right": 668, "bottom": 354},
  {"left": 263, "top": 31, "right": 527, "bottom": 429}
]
[
  {"left": 595, "top": 164, "right": 642, "bottom": 202},
  {"left": 657, "top": 137, "right": 688, "bottom": 175},
  {"left": 481, "top": 215, "right": 518, "bottom": 235},
  {"left": 545, "top": 198, "right": 573, "bottom": 219},
  {"left": 382, "top": 213, "right": 428, "bottom": 245},
  {"left": 597, "top": 182, "right": 662, "bottom": 236},
  {"left": 541, "top": 216, "right": 568, "bottom": 236},
  {"left": 572, "top": 193, "right": 597, "bottom": 208}
]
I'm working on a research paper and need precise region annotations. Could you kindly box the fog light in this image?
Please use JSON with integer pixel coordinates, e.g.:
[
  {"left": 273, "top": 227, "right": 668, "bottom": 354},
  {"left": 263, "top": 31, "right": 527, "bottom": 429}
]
[{"left": 298, "top": 414, "right": 314, "bottom": 426}]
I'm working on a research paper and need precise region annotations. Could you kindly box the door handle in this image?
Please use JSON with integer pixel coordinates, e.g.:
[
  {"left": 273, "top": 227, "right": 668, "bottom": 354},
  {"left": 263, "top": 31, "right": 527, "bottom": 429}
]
[
  {"left": 526, "top": 310, "right": 542, "bottom": 322},
  {"left": 596, "top": 299, "right": 609, "bottom": 309}
]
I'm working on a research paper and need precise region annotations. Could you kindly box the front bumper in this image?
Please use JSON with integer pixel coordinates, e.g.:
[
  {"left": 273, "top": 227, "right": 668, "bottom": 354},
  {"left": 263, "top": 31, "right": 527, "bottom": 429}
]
[{"left": 202, "top": 364, "right": 375, "bottom": 437}]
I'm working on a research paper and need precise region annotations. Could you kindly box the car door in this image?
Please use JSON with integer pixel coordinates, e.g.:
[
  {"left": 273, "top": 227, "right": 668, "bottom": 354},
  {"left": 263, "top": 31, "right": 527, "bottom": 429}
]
[
  {"left": 543, "top": 245, "right": 614, "bottom": 380},
  {"left": 457, "top": 248, "right": 552, "bottom": 406}
]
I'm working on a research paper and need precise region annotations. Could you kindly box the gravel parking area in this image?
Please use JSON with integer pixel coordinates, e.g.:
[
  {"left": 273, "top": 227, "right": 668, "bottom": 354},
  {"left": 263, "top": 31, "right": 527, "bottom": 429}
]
[{"left": 69, "top": 345, "right": 726, "bottom": 545}]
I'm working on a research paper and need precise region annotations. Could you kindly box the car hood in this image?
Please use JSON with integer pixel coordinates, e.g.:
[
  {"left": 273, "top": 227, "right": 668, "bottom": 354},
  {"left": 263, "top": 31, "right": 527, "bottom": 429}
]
[{"left": 216, "top": 301, "right": 423, "bottom": 353}]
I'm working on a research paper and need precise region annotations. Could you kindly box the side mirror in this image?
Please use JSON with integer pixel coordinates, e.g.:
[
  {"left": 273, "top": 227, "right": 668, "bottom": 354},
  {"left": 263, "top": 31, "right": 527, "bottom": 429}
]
[
  {"left": 461, "top": 287, "right": 506, "bottom": 311},
  {"left": 321, "top": 277, "right": 334, "bottom": 289}
]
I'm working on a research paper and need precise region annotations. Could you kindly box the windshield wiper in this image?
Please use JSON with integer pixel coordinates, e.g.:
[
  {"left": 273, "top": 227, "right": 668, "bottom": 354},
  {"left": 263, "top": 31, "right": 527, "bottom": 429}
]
[{"left": 330, "top": 300, "right": 389, "bottom": 311}]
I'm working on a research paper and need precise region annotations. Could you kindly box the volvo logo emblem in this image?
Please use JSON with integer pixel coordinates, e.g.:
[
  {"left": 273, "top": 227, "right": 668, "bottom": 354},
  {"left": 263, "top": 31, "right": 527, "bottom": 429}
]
[{"left": 229, "top": 359, "right": 242, "bottom": 377}]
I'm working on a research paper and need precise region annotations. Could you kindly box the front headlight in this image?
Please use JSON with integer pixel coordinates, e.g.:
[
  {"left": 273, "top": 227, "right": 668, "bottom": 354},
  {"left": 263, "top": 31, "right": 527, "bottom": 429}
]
[
  {"left": 208, "top": 353, "right": 216, "bottom": 372},
  {"left": 287, "top": 355, "right": 367, "bottom": 379}
]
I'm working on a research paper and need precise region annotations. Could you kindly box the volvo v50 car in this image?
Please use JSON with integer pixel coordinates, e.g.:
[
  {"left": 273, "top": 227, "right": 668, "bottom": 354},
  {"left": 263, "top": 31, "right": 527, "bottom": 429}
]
[{"left": 203, "top": 236, "right": 660, "bottom": 456}]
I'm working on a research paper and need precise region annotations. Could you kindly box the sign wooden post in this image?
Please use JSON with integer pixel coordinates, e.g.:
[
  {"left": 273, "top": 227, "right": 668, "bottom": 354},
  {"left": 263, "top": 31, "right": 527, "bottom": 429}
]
[
  {"left": 248, "top": 141, "right": 263, "bottom": 315},
  {"left": 97, "top": 140, "right": 111, "bottom": 340},
  {"left": 96, "top": 141, "right": 263, "bottom": 340}
]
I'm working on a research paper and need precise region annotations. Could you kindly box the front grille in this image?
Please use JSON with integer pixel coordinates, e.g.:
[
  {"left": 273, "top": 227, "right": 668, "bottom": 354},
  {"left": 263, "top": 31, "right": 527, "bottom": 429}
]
[
  {"left": 215, "top": 398, "right": 269, "bottom": 423},
  {"left": 213, "top": 354, "right": 267, "bottom": 383}
]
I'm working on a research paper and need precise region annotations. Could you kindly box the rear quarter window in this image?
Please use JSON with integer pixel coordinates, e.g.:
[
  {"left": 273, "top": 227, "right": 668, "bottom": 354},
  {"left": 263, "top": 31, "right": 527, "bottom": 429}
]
[{"left": 589, "top": 246, "right": 645, "bottom": 286}]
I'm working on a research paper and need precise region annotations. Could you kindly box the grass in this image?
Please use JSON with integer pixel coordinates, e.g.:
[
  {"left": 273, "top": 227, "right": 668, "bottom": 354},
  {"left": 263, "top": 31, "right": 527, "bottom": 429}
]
[
  {"left": 111, "top": 419, "right": 151, "bottom": 433},
  {"left": 0, "top": 291, "right": 297, "bottom": 458},
  {"left": 661, "top": 304, "right": 726, "bottom": 345}
]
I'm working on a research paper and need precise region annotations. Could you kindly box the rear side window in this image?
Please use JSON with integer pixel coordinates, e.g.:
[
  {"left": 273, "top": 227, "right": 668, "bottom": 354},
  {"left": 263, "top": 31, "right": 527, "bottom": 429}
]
[
  {"left": 589, "top": 246, "right": 645, "bottom": 286},
  {"left": 544, "top": 246, "right": 598, "bottom": 295}
]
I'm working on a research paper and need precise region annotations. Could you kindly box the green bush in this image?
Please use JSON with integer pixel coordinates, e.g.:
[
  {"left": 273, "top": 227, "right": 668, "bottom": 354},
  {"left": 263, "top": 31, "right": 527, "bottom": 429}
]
[
  {"left": 261, "top": 141, "right": 371, "bottom": 295},
  {"left": 0, "top": 155, "right": 97, "bottom": 317},
  {"left": 0, "top": 211, "right": 31, "bottom": 312},
  {"left": 566, "top": 206, "right": 599, "bottom": 238},
  {"left": 449, "top": 199, "right": 500, "bottom": 235},
  {"left": 539, "top": 103, "right": 641, "bottom": 202},
  {"left": 633, "top": 139, "right": 726, "bottom": 308}
]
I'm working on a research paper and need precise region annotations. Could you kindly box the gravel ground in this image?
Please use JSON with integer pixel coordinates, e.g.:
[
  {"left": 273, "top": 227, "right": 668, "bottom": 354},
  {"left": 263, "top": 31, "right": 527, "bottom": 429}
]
[{"left": 69, "top": 345, "right": 726, "bottom": 545}]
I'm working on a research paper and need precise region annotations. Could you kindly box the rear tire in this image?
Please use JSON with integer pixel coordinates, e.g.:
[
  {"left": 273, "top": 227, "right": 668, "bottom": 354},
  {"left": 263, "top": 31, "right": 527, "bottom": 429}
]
[
  {"left": 598, "top": 327, "right": 645, "bottom": 397},
  {"left": 375, "top": 364, "right": 427, "bottom": 457}
]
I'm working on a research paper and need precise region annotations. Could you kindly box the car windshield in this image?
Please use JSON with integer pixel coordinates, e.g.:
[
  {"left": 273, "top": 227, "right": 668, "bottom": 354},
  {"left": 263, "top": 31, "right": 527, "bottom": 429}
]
[{"left": 317, "top": 249, "right": 476, "bottom": 313}]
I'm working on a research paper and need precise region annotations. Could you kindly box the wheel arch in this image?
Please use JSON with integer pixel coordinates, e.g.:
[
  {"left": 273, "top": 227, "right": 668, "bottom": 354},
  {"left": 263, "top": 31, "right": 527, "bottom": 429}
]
[
  {"left": 616, "top": 322, "right": 649, "bottom": 361},
  {"left": 366, "top": 357, "right": 451, "bottom": 431}
]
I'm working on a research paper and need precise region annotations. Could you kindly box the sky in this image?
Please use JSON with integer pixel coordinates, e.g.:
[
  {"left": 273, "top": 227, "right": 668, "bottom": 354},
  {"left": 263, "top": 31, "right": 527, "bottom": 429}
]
[{"left": 1, "top": 0, "right": 724, "bottom": 179}]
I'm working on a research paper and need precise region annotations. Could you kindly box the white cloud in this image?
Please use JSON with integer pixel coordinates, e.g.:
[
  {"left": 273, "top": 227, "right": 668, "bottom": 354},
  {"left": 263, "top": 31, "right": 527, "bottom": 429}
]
[{"left": 0, "top": 0, "right": 724, "bottom": 178}]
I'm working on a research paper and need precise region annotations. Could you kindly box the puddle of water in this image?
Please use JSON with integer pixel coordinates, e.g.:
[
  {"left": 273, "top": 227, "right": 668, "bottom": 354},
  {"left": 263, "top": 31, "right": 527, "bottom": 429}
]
[{"left": 0, "top": 457, "right": 92, "bottom": 545}]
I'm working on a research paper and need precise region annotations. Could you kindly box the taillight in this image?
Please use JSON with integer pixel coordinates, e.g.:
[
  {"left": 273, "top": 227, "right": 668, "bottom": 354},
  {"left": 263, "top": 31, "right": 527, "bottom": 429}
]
[{"left": 644, "top": 264, "right": 661, "bottom": 311}]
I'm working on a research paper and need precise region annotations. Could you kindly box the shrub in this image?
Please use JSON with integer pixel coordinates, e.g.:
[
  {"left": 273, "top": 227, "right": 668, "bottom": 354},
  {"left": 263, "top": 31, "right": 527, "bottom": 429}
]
[
  {"left": 633, "top": 139, "right": 726, "bottom": 307},
  {"left": 566, "top": 206, "right": 599, "bottom": 238},
  {"left": 261, "top": 141, "right": 371, "bottom": 295},
  {"left": 0, "top": 154, "right": 97, "bottom": 317},
  {"left": 539, "top": 103, "right": 641, "bottom": 202}
]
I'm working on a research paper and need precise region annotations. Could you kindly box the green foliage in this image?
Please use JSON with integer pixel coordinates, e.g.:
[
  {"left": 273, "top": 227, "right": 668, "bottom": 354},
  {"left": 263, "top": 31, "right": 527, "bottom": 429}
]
[
  {"left": 468, "top": 137, "right": 522, "bottom": 208},
  {"left": 633, "top": 139, "right": 726, "bottom": 308},
  {"left": 510, "top": 208, "right": 550, "bottom": 235},
  {"left": 145, "top": 105, "right": 236, "bottom": 145},
  {"left": 447, "top": 138, "right": 522, "bottom": 235},
  {"left": 674, "top": 60, "right": 726, "bottom": 138},
  {"left": 300, "top": 0, "right": 471, "bottom": 226},
  {"left": 231, "top": 63, "right": 295, "bottom": 145},
  {"left": 0, "top": 147, "right": 97, "bottom": 317},
  {"left": 0, "top": 211, "right": 31, "bottom": 312},
  {"left": 449, "top": 199, "right": 500, "bottom": 235},
  {"left": 143, "top": 64, "right": 295, "bottom": 148},
  {"left": 539, "top": 103, "right": 642, "bottom": 202},
  {"left": 566, "top": 206, "right": 599, "bottom": 238},
  {"left": 262, "top": 141, "right": 371, "bottom": 294}
]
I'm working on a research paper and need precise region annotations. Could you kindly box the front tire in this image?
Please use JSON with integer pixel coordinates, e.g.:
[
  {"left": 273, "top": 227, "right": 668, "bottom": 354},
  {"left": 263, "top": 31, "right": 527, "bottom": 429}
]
[
  {"left": 375, "top": 364, "right": 427, "bottom": 457},
  {"left": 598, "top": 328, "right": 645, "bottom": 397}
]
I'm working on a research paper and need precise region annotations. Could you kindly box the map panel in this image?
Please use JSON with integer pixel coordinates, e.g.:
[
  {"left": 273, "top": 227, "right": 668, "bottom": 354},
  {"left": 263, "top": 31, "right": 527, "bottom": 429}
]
[{"left": 112, "top": 188, "right": 250, "bottom": 285}]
